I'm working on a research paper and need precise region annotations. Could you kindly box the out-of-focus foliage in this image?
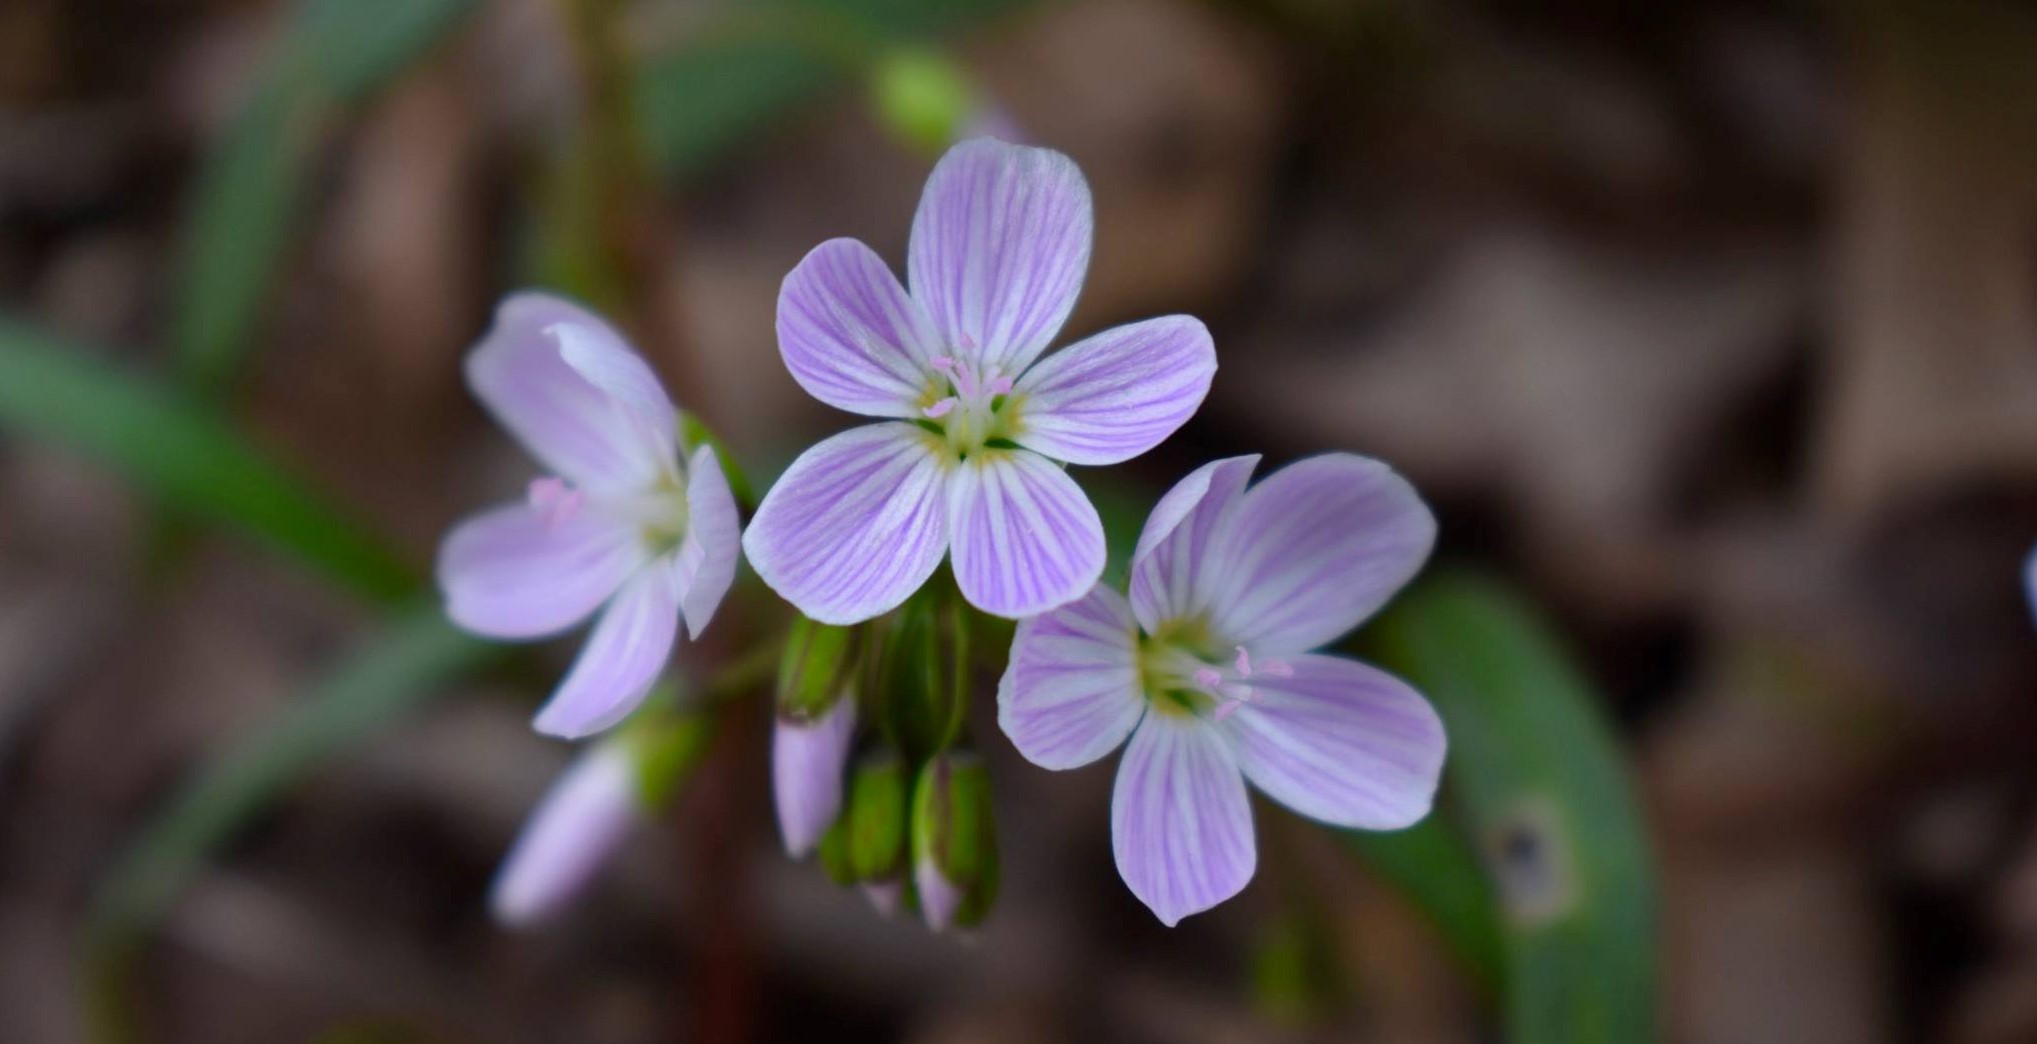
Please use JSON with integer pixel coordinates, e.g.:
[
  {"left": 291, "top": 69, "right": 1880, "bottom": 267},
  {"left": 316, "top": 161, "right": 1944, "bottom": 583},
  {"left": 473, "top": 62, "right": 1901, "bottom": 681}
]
[
  {"left": 174, "top": 0, "right": 482, "bottom": 396},
  {"left": 635, "top": 0, "right": 1025, "bottom": 177},
  {"left": 85, "top": 607, "right": 497, "bottom": 1042},
  {"left": 1364, "top": 573, "right": 1660, "bottom": 1043},
  {"left": 0, "top": 321, "right": 413, "bottom": 601}
]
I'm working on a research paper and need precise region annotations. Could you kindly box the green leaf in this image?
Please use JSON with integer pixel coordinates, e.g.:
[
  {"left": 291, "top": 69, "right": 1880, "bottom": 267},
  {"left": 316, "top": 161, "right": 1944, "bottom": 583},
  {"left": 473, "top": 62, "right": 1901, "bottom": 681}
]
[
  {"left": 0, "top": 319, "right": 415, "bottom": 601},
  {"left": 85, "top": 607, "right": 497, "bottom": 1041},
  {"left": 173, "top": 0, "right": 481, "bottom": 395},
  {"left": 1361, "top": 571, "right": 1659, "bottom": 1043}
]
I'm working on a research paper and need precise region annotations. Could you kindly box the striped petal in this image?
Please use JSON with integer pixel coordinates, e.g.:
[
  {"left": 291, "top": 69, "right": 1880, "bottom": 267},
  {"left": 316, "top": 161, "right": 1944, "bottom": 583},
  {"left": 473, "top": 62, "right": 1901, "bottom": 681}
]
[
  {"left": 1111, "top": 713, "right": 1256, "bottom": 926},
  {"left": 743, "top": 423, "right": 950, "bottom": 625},
  {"left": 1013, "top": 316, "right": 1215, "bottom": 465},
  {"left": 437, "top": 501, "right": 646, "bottom": 639},
  {"left": 1206, "top": 454, "right": 1436, "bottom": 657},
  {"left": 997, "top": 584, "right": 1145, "bottom": 770},
  {"left": 1128, "top": 455, "right": 1259, "bottom": 635},
  {"left": 946, "top": 449, "right": 1106, "bottom": 619},
  {"left": 908, "top": 138, "right": 1092, "bottom": 374},
  {"left": 532, "top": 567, "right": 680, "bottom": 739},
  {"left": 672, "top": 444, "right": 741, "bottom": 639},
  {"left": 777, "top": 238, "right": 944, "bottom": 418},
  {"left": 1220, "top": 654, "right": 1445, "bottom": 831},
  {"left": 466, "top": 293, "right": 674, "bottom": 495}
]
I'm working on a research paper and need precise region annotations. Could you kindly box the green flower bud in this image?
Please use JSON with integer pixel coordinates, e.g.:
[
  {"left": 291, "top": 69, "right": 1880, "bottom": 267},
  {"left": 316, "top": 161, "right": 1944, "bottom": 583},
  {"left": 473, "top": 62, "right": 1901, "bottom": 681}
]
[
  {"left": 873, "top": 591, "right": 967, "bottom": 763},
  {"left": 817, "top": 816, "right": 858, "bottom": 887},
  {"left": 870, "top": 48, "right": 978, "bottom": 155},
  {"left": 843, "top": 749, "right": 910, "bottom": 882},
  {"left": 910, "top": 750, "right": 999, "bottom": 930},
  {"left": 778, "top": 614, "right": 858, "bottom": 719}
]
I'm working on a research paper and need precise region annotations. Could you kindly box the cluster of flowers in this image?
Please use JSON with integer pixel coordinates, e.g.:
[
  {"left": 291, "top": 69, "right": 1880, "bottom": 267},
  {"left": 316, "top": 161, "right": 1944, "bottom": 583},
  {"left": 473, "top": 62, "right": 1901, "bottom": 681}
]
[{"left": 441, "top": 139, "right": 1449, "bottom": 931}]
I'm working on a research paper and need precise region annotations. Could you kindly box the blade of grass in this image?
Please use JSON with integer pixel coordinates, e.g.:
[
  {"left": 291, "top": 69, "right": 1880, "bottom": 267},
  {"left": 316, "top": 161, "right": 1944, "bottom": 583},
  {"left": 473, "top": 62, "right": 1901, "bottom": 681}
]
[
  {"left": 174, "top": 0, "right": 481, "bottom": 395},
  {"left": 0, "top": 319, "right": 415, "bottom": 601},
  {"left": 83, "top": 605, "right": 499, "bottom": 1043},
  {"left": 1360, "top": 571, "right": 1659, "bottom": 1043}
]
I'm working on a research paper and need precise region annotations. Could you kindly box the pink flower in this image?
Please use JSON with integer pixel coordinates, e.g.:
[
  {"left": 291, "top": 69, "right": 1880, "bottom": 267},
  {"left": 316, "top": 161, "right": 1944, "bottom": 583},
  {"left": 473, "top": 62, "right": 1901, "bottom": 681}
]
[
  {"left": 997, "top": 455, "right": 1447, "bottom": 925},
  {"left": 744, "top": 138, "right": 1216, "bottom": 624},
  {"left": 438, "top": 293, "right": 741, "bottom": 738}
]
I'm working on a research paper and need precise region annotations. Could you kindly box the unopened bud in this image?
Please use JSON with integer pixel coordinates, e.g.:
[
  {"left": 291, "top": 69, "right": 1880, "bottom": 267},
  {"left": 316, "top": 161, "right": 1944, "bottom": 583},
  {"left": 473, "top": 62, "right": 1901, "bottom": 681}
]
[
  {"left": 875, "top": 594, "right": 966, "bottom": 763},
  {"left": 777, "top": 615, "right": 857, "bottom": 718},
  {"left": 844, "top": 750, "right": 910, "bottom": 882},
  {"left": 490, "top": 742, "right": 640, "bottom": 927},
  {"left": 910, "top": 751, "right": 999, "bottom": 931},
  {"left": 871, "top": 48, "right": 979, "bottom": 154},
  {"left": 773, "top": 695, "right": 857, "bottom": 857},
  {"left": 862, "top": 879, "right": 904, "bottom": 917}
]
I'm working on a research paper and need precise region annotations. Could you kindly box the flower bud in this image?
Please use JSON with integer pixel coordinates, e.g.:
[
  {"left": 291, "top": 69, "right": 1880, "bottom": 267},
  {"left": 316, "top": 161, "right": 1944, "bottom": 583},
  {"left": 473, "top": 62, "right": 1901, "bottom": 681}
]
[
  {"left": 874, "top": 594, "right": 966, "bottom": 764},
  {"left": 871, "top": 48, "right": 979, "bottom": 155},
  {"left": 843, "top": 749, "right": 910, "bottom": 883},
  {"left": 861, "top": 879, "right": 904, "bottom": 917},
  {"left": 489, "top": 742, "right": 640, "bottom": 928},
  {"left": 910, "top": 750, "right": 999, "bottom": 931},
  {"left": 773, "top": 695, "right": 857, "bottom": 857},
  {"left": 777, "top": 615, "right": 858, "bottom": 719}
]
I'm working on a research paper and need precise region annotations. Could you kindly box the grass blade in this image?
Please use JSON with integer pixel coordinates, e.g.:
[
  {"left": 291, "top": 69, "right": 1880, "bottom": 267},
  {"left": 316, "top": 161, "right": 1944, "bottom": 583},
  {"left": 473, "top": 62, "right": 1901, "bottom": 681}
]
[
  {"left": 174, "top": 0, "right": 481, "bottom": 395},
  {"left": 0, "top": 319, "right": 415, "bottom": 601},
  {"left": 1361, "top": 571, "right": 1659, "bottom": 1043}
]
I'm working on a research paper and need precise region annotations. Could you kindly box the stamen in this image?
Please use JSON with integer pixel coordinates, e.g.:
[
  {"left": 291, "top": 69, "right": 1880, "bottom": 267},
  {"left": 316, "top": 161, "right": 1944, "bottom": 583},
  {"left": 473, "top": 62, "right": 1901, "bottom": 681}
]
[
  {"left": 1234, "top": 647, "right": 1252, "bottom": 676},
  {"left": 989, "top": 374, "right": 1014, "bottom": 396},
  {"left": 923, "top": 398, "right": 957, "bottom": 419},
  {"left": 1193, "top": 667, "right": 1223, "bottom": 690}
]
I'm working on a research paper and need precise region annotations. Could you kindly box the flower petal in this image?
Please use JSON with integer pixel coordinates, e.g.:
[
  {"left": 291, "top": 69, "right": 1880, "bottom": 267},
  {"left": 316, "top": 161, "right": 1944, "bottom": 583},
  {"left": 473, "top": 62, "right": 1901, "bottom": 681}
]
[
  {"left": 465, "top": 293, "right": 673, "bottom": 494},
  {"left": 672, "top": 444, "right": 741, "bottom": 639},
  {"left": 1012, "top": 316, "right": 1216, "bottom": 466},
  {"left": 773, "top": 696, "right": 858, "bottom": 858},
  {"left": 997, "top": 584, "right": 1145, "bottom": 769},
  {"left": 1128, "top": 455, "right": 1259, "bottom": 635},
  {"left": 947, "top": 450, "right": 1106, "bottom": 619},
  {"left": 743, "top": 423, "right": 950, "bottom": 625},
  {"left": 437, "top": 502, "right": 646, "bottom": 639},
  {"left": 1111, "top": 713, "right": 1256, "bottom": 926},
  {"left": 490, "top": 743, "right": 639, "bottom": 927},
  {"left": 1221, "top": 654, "right": 1445, "bottom": 831},
  {"left": 777, "top": 238, "right": 944, "bottom": 418},
  {"left": 908, "top": 138, "right": 1092, "bottom": 374},
  {"left": 552, "top": 316, "right": 678, "bottom": 464},
  {"left": 1207, "top": 454, "right": 1436, "bottom": 656},
  {"left": 532, "top": 567, "right": 680, "bottom": 739}
]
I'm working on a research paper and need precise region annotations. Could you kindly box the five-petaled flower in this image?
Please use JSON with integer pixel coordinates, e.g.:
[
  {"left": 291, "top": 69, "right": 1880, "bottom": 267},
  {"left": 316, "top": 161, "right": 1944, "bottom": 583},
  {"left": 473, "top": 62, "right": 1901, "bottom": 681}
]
[
  {"left": 997, "top": 454, "right": 1448, "bottom": 926},
  {"left": 437, "top": 293, "right": 741, "bottom": 738},
  {"left": 744, "top": 138, "right": 1217, "bottom": 624}
]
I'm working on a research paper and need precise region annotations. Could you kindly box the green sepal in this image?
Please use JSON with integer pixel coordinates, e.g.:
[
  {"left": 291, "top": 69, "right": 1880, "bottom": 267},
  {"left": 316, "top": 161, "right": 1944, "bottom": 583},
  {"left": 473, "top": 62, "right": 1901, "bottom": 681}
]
[
  {"left": 777, "top": 614, "right": 859, "bottom": 720},
  {"left": 844, "top": 750, "right": 910, "bottom": 882}
]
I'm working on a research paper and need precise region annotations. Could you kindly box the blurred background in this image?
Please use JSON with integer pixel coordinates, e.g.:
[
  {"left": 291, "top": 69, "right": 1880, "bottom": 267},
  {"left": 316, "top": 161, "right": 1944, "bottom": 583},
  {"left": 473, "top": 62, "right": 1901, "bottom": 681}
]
[{"left": 5, "top": 0, "right": 2037, "bottom": 1041}]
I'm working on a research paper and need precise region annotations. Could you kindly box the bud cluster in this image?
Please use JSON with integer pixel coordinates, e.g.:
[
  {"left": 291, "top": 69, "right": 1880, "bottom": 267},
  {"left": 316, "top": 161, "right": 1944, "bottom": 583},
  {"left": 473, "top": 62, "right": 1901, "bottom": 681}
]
[{"left": 773, "top": 576, "right": 1000, "bottom": 931}]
